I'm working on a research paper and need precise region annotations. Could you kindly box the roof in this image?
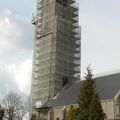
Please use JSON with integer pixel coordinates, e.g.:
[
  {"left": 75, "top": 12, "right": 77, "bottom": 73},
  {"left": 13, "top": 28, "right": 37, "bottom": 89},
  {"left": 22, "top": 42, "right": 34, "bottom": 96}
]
[
  {"left": 95, "top": 73, "right": 120, "bottom": 100},
  {"left": 46, "top": 73, "right": 120, "bottom": 107}
]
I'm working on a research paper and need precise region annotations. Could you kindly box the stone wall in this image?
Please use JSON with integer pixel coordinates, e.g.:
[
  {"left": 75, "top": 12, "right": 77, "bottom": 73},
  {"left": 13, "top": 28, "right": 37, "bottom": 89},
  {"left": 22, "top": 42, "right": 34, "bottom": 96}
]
[{"left": 101, "top": 99, "right": 115, "bottom": 120}]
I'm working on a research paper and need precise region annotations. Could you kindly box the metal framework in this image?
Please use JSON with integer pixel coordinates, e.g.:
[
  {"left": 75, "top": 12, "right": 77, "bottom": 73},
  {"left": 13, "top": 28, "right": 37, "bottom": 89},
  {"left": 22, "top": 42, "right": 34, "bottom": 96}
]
[{"left": 31, "top": 0, "right": 81, "bottom": 109}]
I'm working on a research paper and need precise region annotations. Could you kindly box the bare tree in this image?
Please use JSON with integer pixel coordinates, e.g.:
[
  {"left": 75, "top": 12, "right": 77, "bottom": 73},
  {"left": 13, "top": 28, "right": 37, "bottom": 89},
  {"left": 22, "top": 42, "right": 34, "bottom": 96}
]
[
  {"left": 16, "top": 104, "right": 26, "bottom": 120},
  {"left": 24, "top": 96, "right": 32, "bottom": 120},
  {"left": 3, "top": 91, "right": 25, "bottom": 120},
  {"left": 0, "top": 105, "right": 4, "bottom": 120}
]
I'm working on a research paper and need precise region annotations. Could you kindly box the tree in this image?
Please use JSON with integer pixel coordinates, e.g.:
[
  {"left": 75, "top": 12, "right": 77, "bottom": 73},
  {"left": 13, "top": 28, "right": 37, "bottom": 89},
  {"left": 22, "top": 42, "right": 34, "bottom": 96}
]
[
  {"left": 3, "top": 91, "right": 25, "bottom": 120},
  {"left": 24, "top": 96, "right": 32, "bottom": 120},
  {"left": 74, "top": 66, "right": 104, "bottom": 120},
  {"left": 88, "top": 90, "right": 104, "bottom": 120},
  {"left": 67, "top": 105, "right": 75, "bottom": 120},
  {"left": 0, "top": 105, "right": 4, "bottom": 120},
  {"left": 75, "top": 67, "right": 95, "bottom": 120}
]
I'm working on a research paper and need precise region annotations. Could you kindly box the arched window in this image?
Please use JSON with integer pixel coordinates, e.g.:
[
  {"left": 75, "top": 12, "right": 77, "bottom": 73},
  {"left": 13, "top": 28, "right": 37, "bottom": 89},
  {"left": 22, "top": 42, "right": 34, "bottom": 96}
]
[{"left": 56, "top": 117, "right": 60, "bottom": 120}]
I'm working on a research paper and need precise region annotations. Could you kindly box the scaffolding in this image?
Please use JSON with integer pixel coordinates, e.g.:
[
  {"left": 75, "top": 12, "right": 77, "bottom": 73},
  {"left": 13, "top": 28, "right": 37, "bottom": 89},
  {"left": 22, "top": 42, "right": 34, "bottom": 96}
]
[{"left": 31, "top": 0, "right": 81, "bottom": 110}]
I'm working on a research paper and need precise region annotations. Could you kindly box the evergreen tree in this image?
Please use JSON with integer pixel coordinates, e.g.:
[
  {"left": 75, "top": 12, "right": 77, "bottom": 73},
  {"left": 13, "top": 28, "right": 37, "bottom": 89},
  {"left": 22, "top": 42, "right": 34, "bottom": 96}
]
[
  {"left": 88, "top": 90, "right": 104, "bottom": 120},
  {"left": 67, "top": 105, "right": 75, "bottom": 120},
  {"left": 75, "top": 67, "right": 95, "bottom": 120},
  {"left": 73, "top": 107, "right": 79, "bottom": 120},
  {"left": 74, "top": 66, "right": 104, "bottom": 120}
]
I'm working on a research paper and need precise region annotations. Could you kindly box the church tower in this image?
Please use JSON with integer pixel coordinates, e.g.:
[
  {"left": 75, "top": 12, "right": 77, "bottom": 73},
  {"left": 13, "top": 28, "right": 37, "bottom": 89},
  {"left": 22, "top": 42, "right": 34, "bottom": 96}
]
[{"left": 31, "top": 0, "right": 81, "bottom": 108}]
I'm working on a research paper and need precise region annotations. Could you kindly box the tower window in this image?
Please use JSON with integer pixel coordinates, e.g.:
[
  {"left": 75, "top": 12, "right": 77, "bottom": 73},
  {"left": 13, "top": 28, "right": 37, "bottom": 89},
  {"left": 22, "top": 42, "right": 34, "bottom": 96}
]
[
  {"left": 56, "top": 0, "right": 67, "bottom": 7},
  {"left": 62, "top": 77, "right": 68, "bottom": 87},
  {"left": 63, "top": 0, "right": 67, "bottom": 6},
  {"left": 56, "top": 0, "right": 62, "bottom": 4}
]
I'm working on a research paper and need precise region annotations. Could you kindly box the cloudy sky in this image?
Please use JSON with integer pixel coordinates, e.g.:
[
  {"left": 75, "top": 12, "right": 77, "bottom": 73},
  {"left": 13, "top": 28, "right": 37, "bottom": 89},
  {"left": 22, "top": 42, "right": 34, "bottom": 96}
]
[{"left": 0, "top": 0, "right": 120, "bottom": 97}]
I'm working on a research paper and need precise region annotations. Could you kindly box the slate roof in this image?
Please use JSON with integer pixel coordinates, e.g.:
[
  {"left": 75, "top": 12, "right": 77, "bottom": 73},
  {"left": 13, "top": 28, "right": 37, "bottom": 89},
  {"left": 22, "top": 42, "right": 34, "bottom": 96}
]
[{"left": 46, "top": 73, "right": 120, "bottom": 107}]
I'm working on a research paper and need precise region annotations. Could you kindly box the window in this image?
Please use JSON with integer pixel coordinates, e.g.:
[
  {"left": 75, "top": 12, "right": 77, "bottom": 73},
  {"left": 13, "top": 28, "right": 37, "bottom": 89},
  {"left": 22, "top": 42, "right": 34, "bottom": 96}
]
[
  {"left": 56, "top": 0, "right": 67, "bottom": 7},
  {"left": 56, "top": 0, "right": 62, "bottom": 4},
  {"left": 62, "top": 77, "right": 68, "bottom": 87},
  {"left": 63, "top": 0, "right": 67, "bottom": 6}
]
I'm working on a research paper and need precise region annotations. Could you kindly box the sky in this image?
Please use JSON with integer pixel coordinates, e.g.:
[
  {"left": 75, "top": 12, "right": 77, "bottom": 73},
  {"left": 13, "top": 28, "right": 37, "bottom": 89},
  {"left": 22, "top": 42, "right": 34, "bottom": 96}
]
[{"left": 0, "top": 0, "right": 120, "bottom": 97}]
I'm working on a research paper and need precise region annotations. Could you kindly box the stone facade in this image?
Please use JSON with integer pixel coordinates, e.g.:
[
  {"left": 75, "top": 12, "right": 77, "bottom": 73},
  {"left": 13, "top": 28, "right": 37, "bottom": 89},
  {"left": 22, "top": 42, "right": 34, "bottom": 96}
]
[
  {"left": 31, "top": 72, "right": 120, "bottom": 120},
  {"left": 49, "top": 93, "right": 120, "bottom": 120},
  {"left": 31, "top": 0, "right": 81, "bottom": 108},
  {"left": 102, "top": 100, "right": 114, "bottom": 120}
]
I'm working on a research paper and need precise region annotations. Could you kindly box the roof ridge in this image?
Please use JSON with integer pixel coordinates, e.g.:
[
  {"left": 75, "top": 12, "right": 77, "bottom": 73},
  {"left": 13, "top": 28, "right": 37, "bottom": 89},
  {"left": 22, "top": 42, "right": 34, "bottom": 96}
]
[
  {"left": 93, "top": 70, "right": 120, "bottom": 79},
  {"left": 81, "top": 69, "right": 120, "bottom": 80}
]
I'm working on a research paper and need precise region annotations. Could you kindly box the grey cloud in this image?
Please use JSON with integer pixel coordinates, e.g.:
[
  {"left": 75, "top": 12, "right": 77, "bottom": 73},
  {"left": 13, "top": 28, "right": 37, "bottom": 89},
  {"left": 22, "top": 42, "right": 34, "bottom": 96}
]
[
  {"left": 9, "top": 17, "right": 34, "bottom": 51},
  {"left": 0, "top": 9, "right": 34, "bottom": 63},
  {"left": 0, "top": 11, "right": 34, "bottom": 52},
  {"left": 0, "top": 0, "right": 36, "bottom": 19},
  {"left": 0, "top": 66, "right": 18, "bottom": 99},
  {"left": 0, "top": 65, "right": 28, "bottom": 100}
]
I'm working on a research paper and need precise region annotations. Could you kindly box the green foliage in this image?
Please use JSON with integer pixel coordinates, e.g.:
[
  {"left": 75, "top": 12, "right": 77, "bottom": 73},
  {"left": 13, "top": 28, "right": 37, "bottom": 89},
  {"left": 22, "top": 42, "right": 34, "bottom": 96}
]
[
  {"left": 88, "top": 90, "right": 104, "bottom": 120},
  {"left": 74, "top": 66, "right": 104, "bottom": 120},
  {"left": 76, "top": 67, "right": 94, "bottom": 120},
  {"left": 67, "top": 105, "right": 75, "bottom": 120},
  {"left": 73, "top": 108, "right": 79, "bottom": 120}
]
